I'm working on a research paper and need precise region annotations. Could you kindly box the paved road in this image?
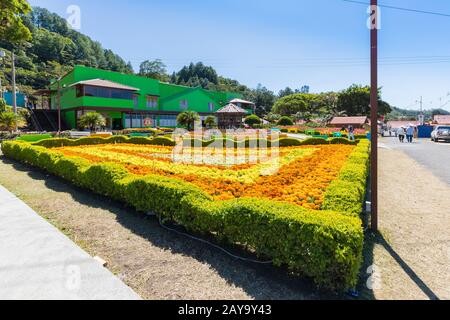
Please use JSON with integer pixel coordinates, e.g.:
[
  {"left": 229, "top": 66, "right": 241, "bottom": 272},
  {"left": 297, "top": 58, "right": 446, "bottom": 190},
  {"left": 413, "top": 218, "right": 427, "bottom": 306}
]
[
  {"left": 380, "top": 137, "right": 450, "bottom": 185},
  {"left": 0, "top": 185, "right": 141, "bottom": 300}
]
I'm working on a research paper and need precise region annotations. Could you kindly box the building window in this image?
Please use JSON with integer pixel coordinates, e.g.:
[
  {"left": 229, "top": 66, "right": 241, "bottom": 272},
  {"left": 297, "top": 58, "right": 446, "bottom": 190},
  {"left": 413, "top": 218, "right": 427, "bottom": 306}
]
[
  {"left": 124, "top": 113, "right": 157, "bottom": 129},
  {"left": 146, "top": 96, "right": 158, "bottom": 108},
  {"left": 208, "top": 102, "right": 215, "bottom": 112},
  {"left": 180, "top": 99, "right": 188, "bottom": 110},
  {"left": 83, "top": 85, "right": 134, "bottom": 100},
  {"left": 160, "top": 115, "right": 177, "bottom": 127}
]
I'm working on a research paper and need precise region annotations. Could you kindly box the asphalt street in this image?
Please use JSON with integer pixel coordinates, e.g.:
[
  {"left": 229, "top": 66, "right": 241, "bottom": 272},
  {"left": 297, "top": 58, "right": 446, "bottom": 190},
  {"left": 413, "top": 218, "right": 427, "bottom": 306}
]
[{"left": 379, "top": 137, "right": 450, "bottom": 185}]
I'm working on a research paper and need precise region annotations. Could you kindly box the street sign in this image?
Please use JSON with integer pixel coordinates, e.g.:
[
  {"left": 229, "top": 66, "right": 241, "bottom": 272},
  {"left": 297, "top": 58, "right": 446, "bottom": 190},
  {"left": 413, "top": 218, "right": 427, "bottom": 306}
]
[{"left": 143, "top": 117, "right": 153, "bottom": 127}]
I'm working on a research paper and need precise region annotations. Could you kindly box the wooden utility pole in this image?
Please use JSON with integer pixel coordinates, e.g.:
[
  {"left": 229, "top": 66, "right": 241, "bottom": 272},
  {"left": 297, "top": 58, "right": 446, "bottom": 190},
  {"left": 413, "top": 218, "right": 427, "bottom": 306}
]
[{"left": 370, "top": 0, "right": 379, "bottom": 231}]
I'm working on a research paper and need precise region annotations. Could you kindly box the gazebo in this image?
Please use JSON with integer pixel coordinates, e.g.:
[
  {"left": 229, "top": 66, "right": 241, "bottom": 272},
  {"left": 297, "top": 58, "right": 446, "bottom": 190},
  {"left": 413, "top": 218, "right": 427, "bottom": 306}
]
[{"left": 216, "top": 103, "right": 247, "bottom": 129}]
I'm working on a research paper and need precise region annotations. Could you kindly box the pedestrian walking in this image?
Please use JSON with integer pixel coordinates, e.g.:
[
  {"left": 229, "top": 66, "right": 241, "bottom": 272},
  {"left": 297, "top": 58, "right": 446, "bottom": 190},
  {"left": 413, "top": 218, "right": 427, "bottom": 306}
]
[
  {"left": 348, "top": 125, "right": 355, "bottom": 141},
  {"left": 397, "top": 127, "right": 406, "bottom": 143},
  {"left": 406, "top": 126, "right": 414, "bottom": 143}
]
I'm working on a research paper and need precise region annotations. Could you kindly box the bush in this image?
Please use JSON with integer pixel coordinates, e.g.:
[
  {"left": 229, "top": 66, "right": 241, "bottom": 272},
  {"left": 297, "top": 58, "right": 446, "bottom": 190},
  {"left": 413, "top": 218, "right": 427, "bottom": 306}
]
[
  {"left": 17, "top": 134, "right": 53, "bottom": 142},
  {"left": 329, "top": 137, "right": 357, "bottom": 145},
  {"left": 278, "top": 116, "right": 294, "bottom": 126},
  {"left": 279, "top": 138, "right": 303, "bottom": 147},
  {"left": 300, "top": 137, "right": 329, "bottom": 145},
  {"left": 1, "top": 140, "right": 365, "bottom": 291},
  {"left": 33, "top": 135, "right": 177, "bottom": 148},
  {"left": 127, "top": 137, "right": 158, "bottom": 145},
  {"left": 322, "top": 140, "right": 370, "bottom": 216},
  {"left": 244, "top": 115, "right": 262, "bottom": 127}
]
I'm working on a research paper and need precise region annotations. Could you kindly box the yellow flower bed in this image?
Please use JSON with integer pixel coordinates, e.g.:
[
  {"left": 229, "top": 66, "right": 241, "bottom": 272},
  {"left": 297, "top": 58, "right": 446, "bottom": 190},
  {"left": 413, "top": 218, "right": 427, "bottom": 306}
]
[{"left": 54, "top": 143, "right": 354, "bottom": 210}]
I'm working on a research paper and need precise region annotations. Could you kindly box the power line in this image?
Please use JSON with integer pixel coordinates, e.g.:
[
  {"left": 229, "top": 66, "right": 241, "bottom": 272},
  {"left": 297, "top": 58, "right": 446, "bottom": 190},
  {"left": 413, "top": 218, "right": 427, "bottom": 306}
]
[{"left": 342, "top": 0, "right": 450, "bottom": 18}]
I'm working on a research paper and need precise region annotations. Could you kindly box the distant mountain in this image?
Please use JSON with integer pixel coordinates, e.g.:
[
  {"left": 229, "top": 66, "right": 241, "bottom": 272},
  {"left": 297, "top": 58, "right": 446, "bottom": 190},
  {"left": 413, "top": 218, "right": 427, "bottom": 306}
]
[
  {"left": 386, "top": 106, "right": 450, "bottom": 121},
  {"left": 0, "top": 7, "right": 133, "bottom": 97}
]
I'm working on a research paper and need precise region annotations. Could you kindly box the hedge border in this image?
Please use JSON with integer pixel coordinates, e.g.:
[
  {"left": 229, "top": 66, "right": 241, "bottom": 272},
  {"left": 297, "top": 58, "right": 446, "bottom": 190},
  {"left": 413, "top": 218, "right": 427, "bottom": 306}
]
[
  {"left": 31, "top": 135, "right": 357, "bottom": 149},
  {"left": 1, "top": 139, "right": 366, "bottom": 291},
  {"left": 322, "top": 140, "right": 370, "bottom": 216}
]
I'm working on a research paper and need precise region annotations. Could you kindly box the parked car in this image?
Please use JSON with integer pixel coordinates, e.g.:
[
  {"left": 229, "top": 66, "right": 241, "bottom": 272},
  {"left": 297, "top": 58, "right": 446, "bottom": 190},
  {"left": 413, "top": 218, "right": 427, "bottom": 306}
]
[{"left": 431, "top": 125, "right": 450, "bottom": 142}]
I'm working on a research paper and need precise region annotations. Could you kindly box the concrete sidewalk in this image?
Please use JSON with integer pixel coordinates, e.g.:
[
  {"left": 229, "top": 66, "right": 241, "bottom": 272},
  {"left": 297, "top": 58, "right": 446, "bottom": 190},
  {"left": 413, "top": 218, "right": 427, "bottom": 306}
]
[{"left": 0, "top": 185, "right": 141, "bottom": 300}]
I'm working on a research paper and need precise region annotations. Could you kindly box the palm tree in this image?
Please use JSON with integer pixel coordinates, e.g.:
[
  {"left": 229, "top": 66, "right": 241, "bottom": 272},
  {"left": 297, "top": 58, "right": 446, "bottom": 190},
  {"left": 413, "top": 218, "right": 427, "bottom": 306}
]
[
  {"left": 0, "top": 111, "right": 26, "bottom": 133},
  {"left": 176, "top": 111, "right": 200, "bottom": 131},
  {"left": 204, "top": 116, "right": 217, "bottom": 129},
  {"left": 78, "top": 112, "right": 106, "bottom": 132},
  {"left": 0, "top": 98, "right": 7, "bottom": 113}
]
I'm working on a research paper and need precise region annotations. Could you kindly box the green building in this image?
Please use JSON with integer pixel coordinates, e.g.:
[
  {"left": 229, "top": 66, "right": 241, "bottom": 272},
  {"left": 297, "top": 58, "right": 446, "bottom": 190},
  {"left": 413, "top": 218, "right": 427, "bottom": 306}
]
[{"left": 42, "top": 65, "right": 254, "bottom": 130}]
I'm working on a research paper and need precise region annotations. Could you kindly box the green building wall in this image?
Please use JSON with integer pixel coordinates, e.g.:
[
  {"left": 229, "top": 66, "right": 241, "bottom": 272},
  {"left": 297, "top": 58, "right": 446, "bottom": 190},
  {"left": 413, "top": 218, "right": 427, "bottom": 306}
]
[{"left": 48, "top": 65, "right": 245, "bottom": 129}]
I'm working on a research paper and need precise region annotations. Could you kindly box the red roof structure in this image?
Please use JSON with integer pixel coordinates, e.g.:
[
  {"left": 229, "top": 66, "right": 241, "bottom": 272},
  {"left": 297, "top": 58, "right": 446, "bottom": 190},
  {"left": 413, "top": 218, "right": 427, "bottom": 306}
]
[
  {"left": 387, "top": 120, "right": 420, "bottom": 129},
  {"left": 69, "top": 79, "right": 139, "bottom": 91},
  {"left": 216, "top": 103, "right": 247, "bottom": 114},
  {"left": 329, "top": 116, "right": 368, "bottom": 128},
  {"left": 434, "top": 115, "right": 450, "bottom": 125}
]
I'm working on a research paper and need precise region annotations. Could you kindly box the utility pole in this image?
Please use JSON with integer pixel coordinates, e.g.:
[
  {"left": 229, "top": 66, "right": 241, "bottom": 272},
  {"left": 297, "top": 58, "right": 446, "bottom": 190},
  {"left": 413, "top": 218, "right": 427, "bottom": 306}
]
[
  {"left": 0, "top": 51, "right": 3, "bottom": 100},
  {"left": 419, "top": 96, "right": 424, "bottom": 125},
  {"left": 370, "top": 0, "right": 379, "bottom": 231},
  {"left": 12, "top": 51, "right": 17, "bottom": 115}
]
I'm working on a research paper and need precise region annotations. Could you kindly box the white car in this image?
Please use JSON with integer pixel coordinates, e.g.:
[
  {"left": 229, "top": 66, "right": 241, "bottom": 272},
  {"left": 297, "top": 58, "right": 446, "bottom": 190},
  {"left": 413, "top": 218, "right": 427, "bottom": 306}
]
[{"left": 431, "top": 125, "right": 450, "bottom": 142}]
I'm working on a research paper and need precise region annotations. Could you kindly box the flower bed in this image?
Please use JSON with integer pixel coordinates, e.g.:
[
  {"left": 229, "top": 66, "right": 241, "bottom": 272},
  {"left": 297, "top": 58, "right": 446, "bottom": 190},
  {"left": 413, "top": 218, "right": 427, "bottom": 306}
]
[{"left": 1, "top": 137, "right": 370, "bottom": 291}]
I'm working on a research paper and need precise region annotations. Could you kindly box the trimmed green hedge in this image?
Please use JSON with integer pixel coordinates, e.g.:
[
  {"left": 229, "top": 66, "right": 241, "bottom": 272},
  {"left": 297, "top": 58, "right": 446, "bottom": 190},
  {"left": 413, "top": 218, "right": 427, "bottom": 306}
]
[
  {"left": 33, "top": 136, "right": 176, "bottom": 148},
  {"left": 1, "top": 140, "right": 365, "bottom": 291},
  {"left": 322, "top": 140, "right": 370, "bottom": 216},
  {"left": 30, "top": 135, "right": 359, "bottom": 149},
  {"left": 17, "top": 134, "right": 53, "bottom": 142}
]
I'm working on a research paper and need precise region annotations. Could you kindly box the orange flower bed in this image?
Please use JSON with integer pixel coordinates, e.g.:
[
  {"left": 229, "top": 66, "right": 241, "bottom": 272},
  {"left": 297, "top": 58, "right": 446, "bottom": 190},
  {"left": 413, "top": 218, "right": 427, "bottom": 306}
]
[{"left": 54, "top": 144, "right": 354, "bottom": 210}]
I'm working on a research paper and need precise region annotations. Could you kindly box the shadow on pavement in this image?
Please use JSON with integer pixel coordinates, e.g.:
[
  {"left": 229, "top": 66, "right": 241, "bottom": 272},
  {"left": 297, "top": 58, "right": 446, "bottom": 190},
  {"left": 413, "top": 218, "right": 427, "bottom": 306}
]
[{"left": 359, "top": 230, "right": 440, "bottom": 300}]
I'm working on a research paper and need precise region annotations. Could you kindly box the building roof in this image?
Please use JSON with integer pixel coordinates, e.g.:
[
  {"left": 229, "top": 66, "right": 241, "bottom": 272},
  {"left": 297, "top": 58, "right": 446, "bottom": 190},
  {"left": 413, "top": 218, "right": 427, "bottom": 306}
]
[
  {"left": 387, "top": 120, "right": 421, "bottom": 129},
  {"left": 229, "top": 98, "right": 255, "bottom": 106},
  {"left": 330, "top": 116, "right": 368, "bottom": 126},
  {"left": 434, "top": 115, "right": 450, "bottom": 125},
  {"left": 70, "top": 79, "right": 140, "bottom": 91},
  {"left": 216, "top": 103, "right": 247, "bottom": 114}
]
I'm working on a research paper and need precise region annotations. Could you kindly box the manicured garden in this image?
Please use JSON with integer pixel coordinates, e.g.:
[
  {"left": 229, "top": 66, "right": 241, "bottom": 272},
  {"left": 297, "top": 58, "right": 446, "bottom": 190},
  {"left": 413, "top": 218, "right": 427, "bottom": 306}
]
[{"left": 1, "top": 135, "right": 370, "bottom": 291}]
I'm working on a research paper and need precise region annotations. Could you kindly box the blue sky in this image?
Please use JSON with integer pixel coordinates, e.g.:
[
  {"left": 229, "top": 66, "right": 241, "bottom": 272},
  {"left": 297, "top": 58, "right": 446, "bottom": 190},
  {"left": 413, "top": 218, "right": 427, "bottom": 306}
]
[{"left": 29, "top": 0, "right": 450, "bottom": 111}]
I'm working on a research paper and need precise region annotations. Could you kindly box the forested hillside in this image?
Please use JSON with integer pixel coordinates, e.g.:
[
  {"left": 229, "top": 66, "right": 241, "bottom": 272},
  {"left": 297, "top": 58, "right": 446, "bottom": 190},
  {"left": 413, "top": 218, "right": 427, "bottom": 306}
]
[{"left": 0, "top": 7, "right": 133, "bottom": 96}]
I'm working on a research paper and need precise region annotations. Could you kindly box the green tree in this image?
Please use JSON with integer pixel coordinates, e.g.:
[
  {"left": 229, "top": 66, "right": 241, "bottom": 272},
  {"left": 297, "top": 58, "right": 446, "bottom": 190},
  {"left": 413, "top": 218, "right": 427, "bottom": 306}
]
[
  {"left": 177, "top": 111, "right": 200, "bottom": 131},
  {"left": 265, "top": 112, "right": 281, "bottom": 123},
  {"left": 204, "top": 115, "right": 217, "bottom": 129},
  {"left": 278, "top": 116, "right": 294, "bottom": 126},
  {"left": 139, "top": 59, "right": 168, "bottom": 81},
  {"left": 337, "top": 84, "right": 392, "bottom": 116},
  {"left": 0, "top": 111, "right": 26, "bottom": 132},
  {"left": 173, "top": 62, "right": 219, "bottom": 88},
  {"left": 272, "top": 93, "right": 317, "bottom": 116},
  {"left": 78, "top": 112, "right": 105, "bottom": 132},
  {"left": 30, "top": 28, "right": 76, "bottom": 64},
  {"left": 0, "top": 98, "right": 7, "bottom": 112},
  {"left": 0, "top": 6, "right": 133, "bottom": 98},
  {"left": 244, "top": 114, "right": 262, "bottom": 128},
  {"left": 0, "top": 0, "right": 32, "bottom": 43},
  {"left": 278, "top": 87, "right": 294, "bottom": 98},
  {"left": 294, "top": 111, "right": 313, "bottom": 123},
  {"left": 246, "top": 84, "right": 276, "bottom": 117}
]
